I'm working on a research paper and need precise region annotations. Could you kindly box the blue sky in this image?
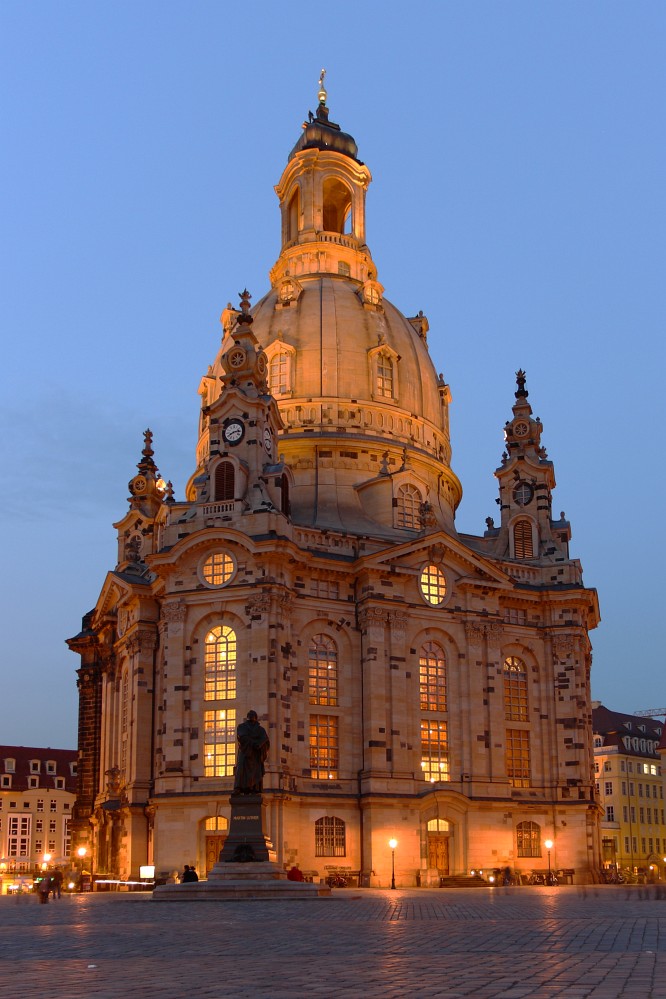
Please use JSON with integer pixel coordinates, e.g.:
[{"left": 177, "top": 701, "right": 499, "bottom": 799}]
[{"left": 1, "top": 2, "right": 664, "bottom": 747}]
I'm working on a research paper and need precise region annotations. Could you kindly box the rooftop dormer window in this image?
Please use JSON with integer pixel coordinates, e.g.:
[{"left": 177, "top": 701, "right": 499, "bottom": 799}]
[{"left": 4, "top": 759, "right": 15, "bottom": 774}]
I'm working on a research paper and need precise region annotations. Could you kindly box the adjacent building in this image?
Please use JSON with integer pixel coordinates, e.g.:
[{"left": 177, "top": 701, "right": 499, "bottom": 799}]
[
  {"left": 593, "top": 704, "right": 666, "bottom": 878},
  {"left": 68, "top": 81, "right": 601, "bottom": 886},
  {"left": 0, "top": 745, "right": 77, "bottom": 891}
]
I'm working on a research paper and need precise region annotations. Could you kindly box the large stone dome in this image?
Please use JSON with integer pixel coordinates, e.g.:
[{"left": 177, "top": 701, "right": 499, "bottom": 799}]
[{"left": 198, "top": 92, "right": 462, "bottom": 536}]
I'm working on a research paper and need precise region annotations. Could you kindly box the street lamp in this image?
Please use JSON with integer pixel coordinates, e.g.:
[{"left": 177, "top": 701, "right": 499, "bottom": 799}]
[
  {"left": 389, "top": 839, "right": 397, "bottom": 890},
  {"left": 544, "top": 839, "right": 553, "bottom": 883},
  {"left": 76, "top": 847, "right": 87, "bottom": 892},
  {"left": 42, "top": 852, "right": 52, "bottom": 871}
]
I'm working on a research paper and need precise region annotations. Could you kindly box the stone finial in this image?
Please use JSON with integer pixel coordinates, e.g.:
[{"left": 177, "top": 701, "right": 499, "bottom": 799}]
[
  {"left": 138, "top": 428, "right": 157, "bottom": 472},
  {"left": 238, "top": 289, "right": 253, "bottom": 324},
  {"left": 515, "top": 369, "right": 528, "bottom": 399}
]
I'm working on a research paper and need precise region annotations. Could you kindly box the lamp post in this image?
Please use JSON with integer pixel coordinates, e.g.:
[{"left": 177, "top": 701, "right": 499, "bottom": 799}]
[
  {"left": 76, "top": 847, "right": 87, "bottom": 892},
  {"left": 389, "top": 839, "right": 397, "bottom": 890},
  {"left": 544, "top": 839, "right": 553, "bottom": 884}
]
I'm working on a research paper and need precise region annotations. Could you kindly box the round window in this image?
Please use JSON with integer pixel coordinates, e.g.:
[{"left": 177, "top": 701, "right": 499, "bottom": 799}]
[
  {"left": 419, "top": 564, "right": 447, "bottom": 606},
  {"left": 513, "top": 482, "right": 534, "bottom": 506},
  {"left": 201, "top": 551, "right": 235, "bottom": 587}
]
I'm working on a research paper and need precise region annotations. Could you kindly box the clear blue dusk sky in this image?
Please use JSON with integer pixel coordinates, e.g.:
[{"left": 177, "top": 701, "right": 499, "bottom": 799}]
[{"left": 1, "top": 2, "right": 664, "bottom": 748}]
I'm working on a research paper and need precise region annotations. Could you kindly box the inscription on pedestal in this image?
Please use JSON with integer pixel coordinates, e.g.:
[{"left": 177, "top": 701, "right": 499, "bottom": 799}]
[{"left": 219, "top": 793, "right": 275, "bottom": 864}]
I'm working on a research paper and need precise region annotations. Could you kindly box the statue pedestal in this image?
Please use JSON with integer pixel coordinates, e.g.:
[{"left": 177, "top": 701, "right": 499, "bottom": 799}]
[{"left": 218, "top": 793, "right": 276, "bottom": 864}]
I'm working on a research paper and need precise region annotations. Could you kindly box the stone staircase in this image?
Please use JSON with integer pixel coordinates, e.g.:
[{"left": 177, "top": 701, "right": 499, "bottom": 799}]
[{"left": 438, "top": 874, "right": 489, "bottom": 888}]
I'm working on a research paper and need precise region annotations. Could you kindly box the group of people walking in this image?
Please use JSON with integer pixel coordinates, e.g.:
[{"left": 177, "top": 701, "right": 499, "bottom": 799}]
[{"left": 37, "top": 867, "right": 64, "bottom": 903}]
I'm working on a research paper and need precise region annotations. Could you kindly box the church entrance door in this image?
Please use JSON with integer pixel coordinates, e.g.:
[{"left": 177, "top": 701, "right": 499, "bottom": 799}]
[{"left": 427, "top": 833, "right": 450, "bottom": 875}]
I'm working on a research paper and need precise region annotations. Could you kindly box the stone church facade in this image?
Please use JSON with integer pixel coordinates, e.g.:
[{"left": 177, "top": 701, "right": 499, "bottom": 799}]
[{"left": 68, "top": 81, "right": 601, "bottom": 886}]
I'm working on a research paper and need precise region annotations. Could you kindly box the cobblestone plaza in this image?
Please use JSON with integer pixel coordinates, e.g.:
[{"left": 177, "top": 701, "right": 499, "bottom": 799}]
[{"left": 3, "top": 887, "right": 666, "bottom": 998}]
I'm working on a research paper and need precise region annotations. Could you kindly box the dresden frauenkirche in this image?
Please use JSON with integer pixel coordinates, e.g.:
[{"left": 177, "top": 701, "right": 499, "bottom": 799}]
[{"left": 67, "top": 78, "right": 601, "bottom": 887}]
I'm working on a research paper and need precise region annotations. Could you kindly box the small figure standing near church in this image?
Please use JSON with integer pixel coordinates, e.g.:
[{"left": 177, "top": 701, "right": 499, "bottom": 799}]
[{"left": 233, "top": 710, "right": 270, "bottom": 794}]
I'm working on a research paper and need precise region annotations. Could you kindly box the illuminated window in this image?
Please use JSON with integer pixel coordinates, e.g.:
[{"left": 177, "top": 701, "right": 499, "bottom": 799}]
[
  {"left": 309, "top": 716, "right": 339, "bottom": 779},
  {"left": 315, "top": 816, "right": 346, "bottom": 857},
  {"left": 503, "top": 656, "right": 528, "bottom": 721},
  {"left": 377, "top": 354, "right": 393, "bottom": 398},
  {"left": 204, "top": 626, "right": 237, "bottom": 701},
  {"left": 396, "top": 484, "right": 421, "bottom": 530},
  {"left": 205, "top": 816, "right": 229, "bottom": 832},
  {"left": 7, "top": 815, "right": 31, "bottom": 858},
  {"left": 215, "top": 462, "right": 235, "bottom": 501},
  {"left": 427, "top": 818, "right": 450, "bottom": 832},
  {"left": 506, "top": 729, "right": 531, "bottom": 788},
  {"left": 63, "top": 817, "right": 71, "bottom": 857},
  {"left": 419, "top": 564, "right": 446, "bottom": 606},
  {"left": 202, "top": 552, "right": 235, "bottom": 587},
  {"left": 203, "top": 709, "right": 236, "bottom": 777},
  {"left": 308, "top": 635, "right": 338, "bottom": 706},
  {"left": 269, "top": 352, "right": 289, "bottom": 394},
  {"left": 419, "top": 642, "right": 447, "bottom": 712},
  {"left": 513, "top": 520, "right": 534, "bottom": 559},
  {"left": 421, "top": 719, "right": 449, "bottom": 782},
  {"left": 516, "top": 820, "right": 541, "bottom": 857}
]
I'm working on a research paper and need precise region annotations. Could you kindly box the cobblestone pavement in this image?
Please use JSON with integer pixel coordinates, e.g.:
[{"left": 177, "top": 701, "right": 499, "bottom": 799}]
[{"left": 3, "top": 886, "right": 666, "bottom": 998}]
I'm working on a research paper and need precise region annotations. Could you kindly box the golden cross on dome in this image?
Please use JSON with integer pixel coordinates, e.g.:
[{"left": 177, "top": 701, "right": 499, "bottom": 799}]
[{"left": 318, "top": 68, "right": 327, "bottom": 105}]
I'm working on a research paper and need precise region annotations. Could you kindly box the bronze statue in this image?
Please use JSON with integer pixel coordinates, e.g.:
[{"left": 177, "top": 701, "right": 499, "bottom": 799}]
[{"left": 233, "top": 710, "right": 270, "bottom": 794}]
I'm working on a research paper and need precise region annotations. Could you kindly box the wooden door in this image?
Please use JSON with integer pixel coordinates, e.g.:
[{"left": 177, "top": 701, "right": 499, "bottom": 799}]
[
  {"left": 428, "top": 834, "right": 449, "bottom": 874},
  {"left": 205, "top": 835, "right": 226, "bottom": 873}
]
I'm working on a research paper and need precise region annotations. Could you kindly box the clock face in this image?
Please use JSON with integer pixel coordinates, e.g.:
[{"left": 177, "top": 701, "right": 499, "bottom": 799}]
[
  {"left": 257, "top": 352, "right": 267, "bottom": 376},
  {"left": 133, "top": 476, "right": 147, "bottom": 494},
  {"left": 513, "top": 421, "right": 529, "bottom": 438},
  {"left": 223, "top": 419, "right": 245, "bottom": 445},
  {"left": 263, "top": 426, "right": 273, "bottom": 455}
]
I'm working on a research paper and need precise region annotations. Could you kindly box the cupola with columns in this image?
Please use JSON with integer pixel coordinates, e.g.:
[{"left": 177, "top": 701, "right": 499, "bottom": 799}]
[{"left": 270, "top": 69, "right": 375, "bottom": 288}]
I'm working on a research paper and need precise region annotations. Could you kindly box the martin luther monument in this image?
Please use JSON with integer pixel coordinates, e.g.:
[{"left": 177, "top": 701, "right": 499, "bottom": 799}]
[{"left": 154, "top": 713, "right": 330, "bottom": 899}]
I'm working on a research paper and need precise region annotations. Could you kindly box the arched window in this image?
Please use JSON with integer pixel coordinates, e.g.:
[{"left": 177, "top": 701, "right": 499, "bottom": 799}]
[
  {"left": 204, "top": 626, "right": 237, "bottom": 701},
  {"left": 288, "top": 189, "right": 299, "bottom": 242},
  {"left": 420, "top": 642, "right": 447, "bottom": 712},
  {"left": 396, "top": 483, "right": 421, "bottom": 529},
  {"left": 377, "top": 353, "right": 393, "bottom": 398},
  {"left": 215, "top": 462, "right": 235, "bottom": 502},
  {"left": 503, "top": 656, "right": 528, "bottom": 721},
  {"left": 513, "top": 519, "right": 534, "bottom": 559},
  {"left": 309, "top": 635, "right": 338, "bottom": 706},
  {"left": 269, "top": 352, "right": 289, "bottom": 394},
  {"left": 315, "top": 816, "right": 346, "bottom": 857},
  {"left": 322, "top": 178, "right": 352, "bottom": 234},
  {"left": 280, "top": 474, "right": 290, "bottom": 517},
  {"left": 516, "top": 821, "right": 541, "bottom": 858}
]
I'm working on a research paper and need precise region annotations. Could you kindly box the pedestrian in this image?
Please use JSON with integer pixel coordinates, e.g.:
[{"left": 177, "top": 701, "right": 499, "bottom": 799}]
[
  {"left": 37, "top": 873, "right": 51, "bottom": 905},
  {"left": 52, "top": 867, "right": 64, "bottom": 899},
  {"left": 181, "top": 864, "right": 198, "bottom": 883}
]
